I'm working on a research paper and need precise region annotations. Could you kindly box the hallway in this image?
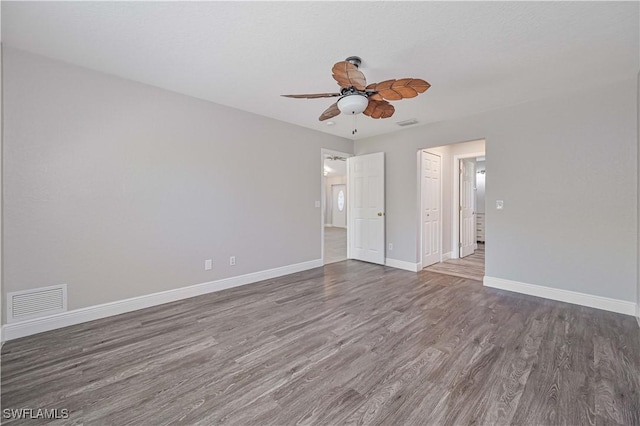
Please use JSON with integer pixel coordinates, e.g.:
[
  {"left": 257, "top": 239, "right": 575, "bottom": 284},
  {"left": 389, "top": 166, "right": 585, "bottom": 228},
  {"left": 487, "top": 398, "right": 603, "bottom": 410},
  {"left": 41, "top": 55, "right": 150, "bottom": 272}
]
[
  {"left": 423, "top": 244, "right": 485, "bottom": 281},
  {"left": 324, "top": 226, "right": 347, "bottom": 264}
]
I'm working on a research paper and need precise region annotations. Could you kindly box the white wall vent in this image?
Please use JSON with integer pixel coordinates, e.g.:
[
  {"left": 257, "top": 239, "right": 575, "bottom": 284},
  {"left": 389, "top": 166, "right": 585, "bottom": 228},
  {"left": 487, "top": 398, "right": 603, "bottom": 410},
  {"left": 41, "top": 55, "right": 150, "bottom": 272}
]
[
  {"left": 396, "top": 118, "right": 419, "bottom": 127},
  {"left": 7, "top": 284, "right": 67, "bottom": 323}
]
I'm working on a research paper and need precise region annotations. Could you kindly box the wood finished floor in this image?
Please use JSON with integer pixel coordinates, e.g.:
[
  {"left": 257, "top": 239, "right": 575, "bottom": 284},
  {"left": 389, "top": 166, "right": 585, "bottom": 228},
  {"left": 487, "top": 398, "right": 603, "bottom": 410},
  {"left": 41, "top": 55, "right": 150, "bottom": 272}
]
[
  {"left": 2, "top": 260, "right": 639, "bottom": 425},
  {"left": 424, "top": 243, "right": 485, "bottom": 281},
  {"left": 324, "top": 226, "right": 347, "bottom": 265}
]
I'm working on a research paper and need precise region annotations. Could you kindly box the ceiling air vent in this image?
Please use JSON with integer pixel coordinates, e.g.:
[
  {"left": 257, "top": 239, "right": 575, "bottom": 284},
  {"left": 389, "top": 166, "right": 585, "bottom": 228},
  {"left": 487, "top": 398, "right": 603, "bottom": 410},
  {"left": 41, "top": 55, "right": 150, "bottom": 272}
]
[
  {"left": 7, "top": 284, "right": 67, "bottom": 323},
  {"left": 396, "top": 118, "right": 418, "bottom": 127}
]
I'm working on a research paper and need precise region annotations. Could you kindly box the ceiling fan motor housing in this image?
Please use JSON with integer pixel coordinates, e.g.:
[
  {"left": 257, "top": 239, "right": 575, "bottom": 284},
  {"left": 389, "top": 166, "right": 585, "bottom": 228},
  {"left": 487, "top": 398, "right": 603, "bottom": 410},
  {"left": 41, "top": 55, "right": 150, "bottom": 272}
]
[
  {"left": 345, "top": 56, "right": 362, "bottom": 68},
  {"left": 337, "top": 94, "right": 369, "bottom": 115}
]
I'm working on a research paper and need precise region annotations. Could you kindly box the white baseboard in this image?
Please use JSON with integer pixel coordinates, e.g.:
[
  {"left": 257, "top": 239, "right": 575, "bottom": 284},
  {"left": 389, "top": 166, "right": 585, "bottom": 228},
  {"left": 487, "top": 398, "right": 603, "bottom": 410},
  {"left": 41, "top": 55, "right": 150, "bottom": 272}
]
[
  {"left": 483, "top": 276, "right": 637, "bottom": 316},
  {"left": 2, "top": 259, "right": 323, "bottom": 342},
  {"left": 385, "top": 258, "right": 420, "bottom": 272},
  {"left": 442, "top": 251, "right": 453, "bottom": 262}
]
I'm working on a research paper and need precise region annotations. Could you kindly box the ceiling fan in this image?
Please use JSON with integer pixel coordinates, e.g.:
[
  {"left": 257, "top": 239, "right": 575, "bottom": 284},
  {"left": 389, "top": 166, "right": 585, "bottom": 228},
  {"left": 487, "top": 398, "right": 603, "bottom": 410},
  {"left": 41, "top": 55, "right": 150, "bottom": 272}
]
[{"left": 282, "top": 56, "right": 430, "bottom": 128}]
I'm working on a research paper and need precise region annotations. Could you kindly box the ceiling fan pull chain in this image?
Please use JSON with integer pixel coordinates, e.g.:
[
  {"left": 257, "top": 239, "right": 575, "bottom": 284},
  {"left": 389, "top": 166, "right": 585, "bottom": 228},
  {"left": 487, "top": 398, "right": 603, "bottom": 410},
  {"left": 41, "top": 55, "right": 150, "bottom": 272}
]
[{"left": 352, "top": 114, "right": 358, "bottom": 135}]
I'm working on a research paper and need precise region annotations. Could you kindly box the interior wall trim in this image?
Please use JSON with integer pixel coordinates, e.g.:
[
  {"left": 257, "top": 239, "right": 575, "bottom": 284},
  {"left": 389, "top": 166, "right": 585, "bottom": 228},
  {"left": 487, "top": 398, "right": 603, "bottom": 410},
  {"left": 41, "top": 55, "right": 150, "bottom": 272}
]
[
  {"left": 2, "top": 259, "right": 323, "bottom": 342},
  {"left": 484, "top": 276, "right": 637, "bottom": 316},
  {"left": 385, "top": 258, "right": 420, "bottom": 272}
]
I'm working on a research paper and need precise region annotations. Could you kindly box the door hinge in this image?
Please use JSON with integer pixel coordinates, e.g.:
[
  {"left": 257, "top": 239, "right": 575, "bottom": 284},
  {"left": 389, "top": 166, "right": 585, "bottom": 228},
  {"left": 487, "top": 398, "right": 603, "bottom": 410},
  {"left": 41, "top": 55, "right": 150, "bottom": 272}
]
[{"left": 459, "top": 242, "right": 462, "bottom": 248}]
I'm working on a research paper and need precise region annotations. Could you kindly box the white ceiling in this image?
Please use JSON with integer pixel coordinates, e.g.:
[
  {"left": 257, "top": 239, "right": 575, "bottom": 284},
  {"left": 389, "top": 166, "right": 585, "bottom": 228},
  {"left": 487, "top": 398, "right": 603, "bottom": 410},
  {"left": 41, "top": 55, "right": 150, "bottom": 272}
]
[{"left": 3, "top": 2, "right": 638, "bottom": 140}]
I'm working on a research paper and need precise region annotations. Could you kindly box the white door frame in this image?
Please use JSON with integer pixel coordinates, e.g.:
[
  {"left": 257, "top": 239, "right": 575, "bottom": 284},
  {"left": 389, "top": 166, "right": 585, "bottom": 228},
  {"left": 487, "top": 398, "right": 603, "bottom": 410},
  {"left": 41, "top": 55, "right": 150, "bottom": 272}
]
[
  {"left": 452, "top": 151, "right": 485, "bottom": 259},
  {"left": 418, "top": 149, "right": 443, "bottom": 269},
  {"left": 320, "top": 148, "right": 352, "bottom": 264}
]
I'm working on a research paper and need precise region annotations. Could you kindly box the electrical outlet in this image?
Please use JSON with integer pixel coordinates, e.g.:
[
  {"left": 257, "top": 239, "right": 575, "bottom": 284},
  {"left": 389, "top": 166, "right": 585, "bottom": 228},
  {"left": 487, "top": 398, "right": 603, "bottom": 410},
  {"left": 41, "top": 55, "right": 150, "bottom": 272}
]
[
  {"left": 496, "top": 200, "right": 504, "bottom": 210},
  {"left": 315, "top": 200, "right": 321, "bottom": 208},
  {"left": 204, "top": 259, "right": 212, "bottom": 270},
  {"left": 230, "top": 256, "right": 236, "bottom": 266},
  {"left": 388, "top": 243, "right": 393, "bottom": 251}
]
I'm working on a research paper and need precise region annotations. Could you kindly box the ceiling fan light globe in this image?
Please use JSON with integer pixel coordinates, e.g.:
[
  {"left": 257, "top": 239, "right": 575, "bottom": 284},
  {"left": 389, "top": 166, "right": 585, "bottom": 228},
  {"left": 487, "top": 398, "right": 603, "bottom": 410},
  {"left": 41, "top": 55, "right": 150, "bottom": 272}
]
[{"left": 337, "top": 94, "right": 368, "bottom": 115}]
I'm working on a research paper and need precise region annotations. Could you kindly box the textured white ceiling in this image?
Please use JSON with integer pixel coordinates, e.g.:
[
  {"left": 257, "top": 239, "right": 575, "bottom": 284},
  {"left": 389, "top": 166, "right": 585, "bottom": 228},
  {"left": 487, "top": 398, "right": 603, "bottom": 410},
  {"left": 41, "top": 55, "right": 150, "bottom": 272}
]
[{"left": 3, "top": 1, "right": 638, "bottom": 140}]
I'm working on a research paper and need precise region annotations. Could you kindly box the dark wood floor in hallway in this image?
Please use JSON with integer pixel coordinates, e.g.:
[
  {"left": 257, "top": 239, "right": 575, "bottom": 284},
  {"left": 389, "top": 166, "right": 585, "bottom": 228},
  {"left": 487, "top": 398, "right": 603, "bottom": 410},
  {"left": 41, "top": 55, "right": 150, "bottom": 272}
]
[
  {"left": 424, "top": 243, "right": 485, "bottom": 281},
  {"left": 2, "top": 260, "right": 639, "bottom": 425}
]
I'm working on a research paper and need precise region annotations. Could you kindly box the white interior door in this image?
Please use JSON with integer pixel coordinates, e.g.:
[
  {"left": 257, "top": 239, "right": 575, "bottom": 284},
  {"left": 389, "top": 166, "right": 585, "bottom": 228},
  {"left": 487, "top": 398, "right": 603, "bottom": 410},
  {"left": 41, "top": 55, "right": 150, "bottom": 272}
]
[
  {"left": 348, "top": 152, "right": 385, "bottom": 265},
  {"left": 460, "top": 159, "right": 475, "bottom": 258},
  {"left": 331, "top": 184, "right": 347, "bottom": 228},
  {"left": 421, "top": 151, "right": 441, "bottom": 267}
]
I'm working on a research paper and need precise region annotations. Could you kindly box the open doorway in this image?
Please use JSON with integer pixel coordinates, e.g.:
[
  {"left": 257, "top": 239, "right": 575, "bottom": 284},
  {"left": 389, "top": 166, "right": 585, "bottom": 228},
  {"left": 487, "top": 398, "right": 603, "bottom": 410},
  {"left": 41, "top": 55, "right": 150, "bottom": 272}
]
[
  {"left": 470, "top": 157, "right": 485, "bottom": 267},
  {"left": 420, "top": 139, "right": 486, "bottom": 281},
  {"left": 322, "top": 149, "right": 350, "bottom": 265}
]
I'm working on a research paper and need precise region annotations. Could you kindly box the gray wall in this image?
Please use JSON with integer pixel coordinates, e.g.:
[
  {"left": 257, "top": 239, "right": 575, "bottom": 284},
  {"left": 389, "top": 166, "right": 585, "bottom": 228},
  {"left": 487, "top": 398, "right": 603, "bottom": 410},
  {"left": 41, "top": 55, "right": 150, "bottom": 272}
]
[
  {"left": 2, "top": 48, "right": 352, "bottom": 317},
  {"left": 0, "top": 38, "right": 3, "bottom": 334},
  {"left": 356, "top": 78, "right": 637, "bottom": 302}
]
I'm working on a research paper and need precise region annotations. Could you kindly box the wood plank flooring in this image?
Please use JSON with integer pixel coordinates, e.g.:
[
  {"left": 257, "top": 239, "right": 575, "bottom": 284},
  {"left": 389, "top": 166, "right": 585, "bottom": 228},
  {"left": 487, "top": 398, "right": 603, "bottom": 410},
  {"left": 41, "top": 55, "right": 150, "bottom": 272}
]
[
  {"left": 424, "top": 243, "right": 485, "bottom": 281},
  {"left": 324, "top": 226, "right": 347, "bottom": 265},
  {"left": 2, "top": 260, "right": 639, "bottom": 425}
]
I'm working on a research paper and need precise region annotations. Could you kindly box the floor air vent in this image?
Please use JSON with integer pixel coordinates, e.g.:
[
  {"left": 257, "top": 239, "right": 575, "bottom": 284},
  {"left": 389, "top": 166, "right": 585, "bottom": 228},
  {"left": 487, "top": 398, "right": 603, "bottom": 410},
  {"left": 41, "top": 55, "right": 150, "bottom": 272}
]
[{"left": 7, "top": 284, "right": 67, "bottom": 323}]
